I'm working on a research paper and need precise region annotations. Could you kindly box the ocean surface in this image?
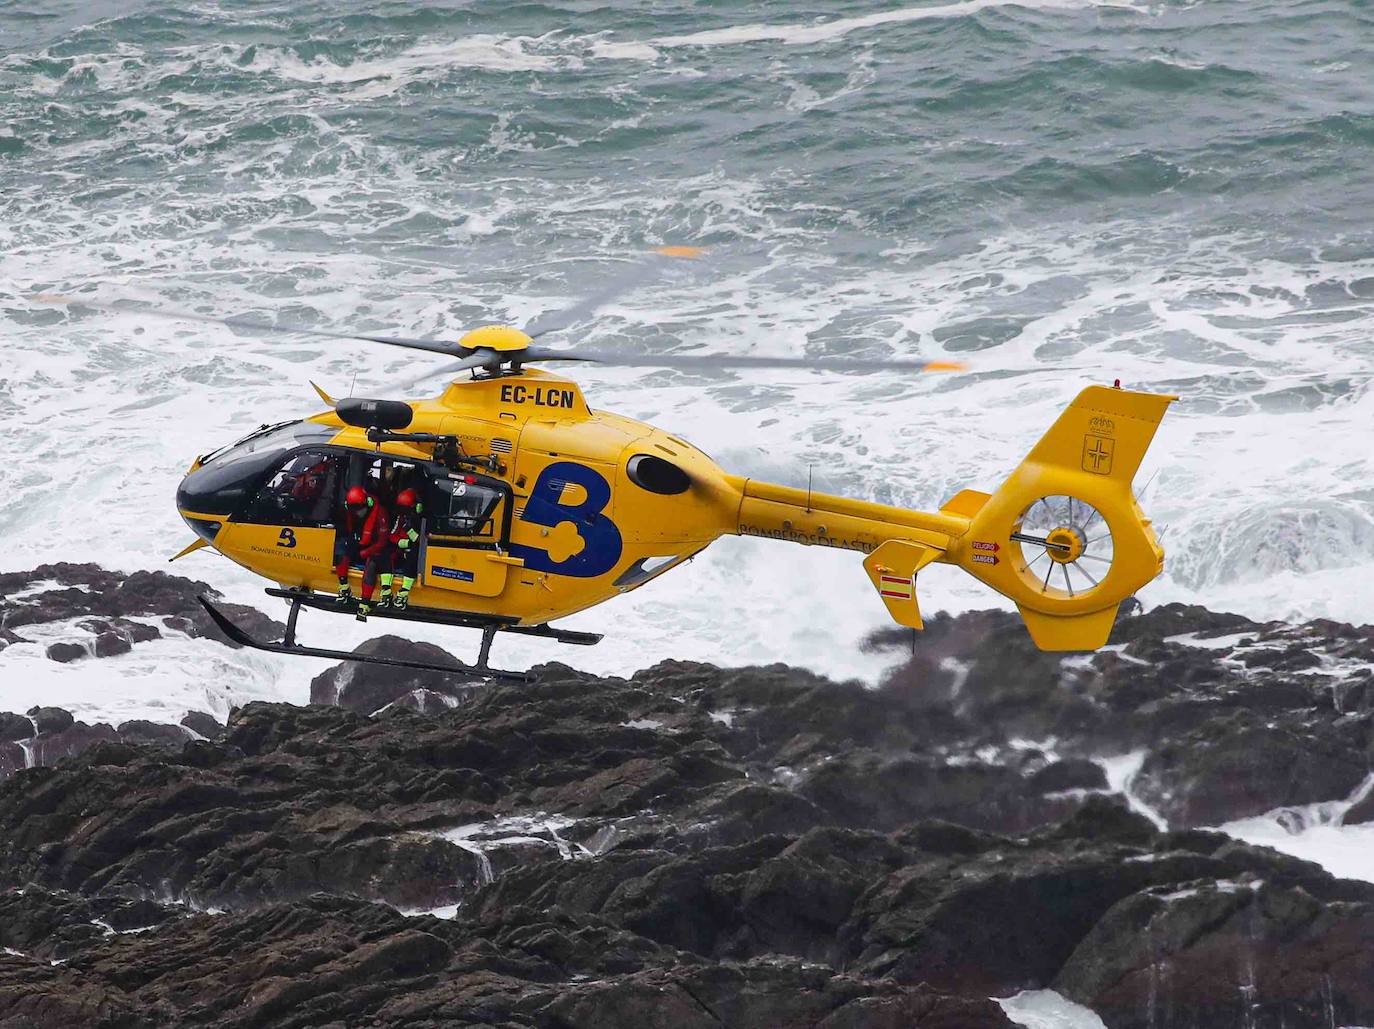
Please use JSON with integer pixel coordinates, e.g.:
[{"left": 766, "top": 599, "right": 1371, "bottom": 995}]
[{"left": 3, "top": 0, "right": 1374, "bottom": 709}]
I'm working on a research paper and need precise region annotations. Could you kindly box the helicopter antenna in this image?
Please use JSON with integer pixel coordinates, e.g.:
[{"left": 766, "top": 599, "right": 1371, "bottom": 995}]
[
  {"left": 806, "top": 464, "right": 813, "bottom": 514},
  {"left": 350, "top": 370, "right": 357, "bottom": 398}
]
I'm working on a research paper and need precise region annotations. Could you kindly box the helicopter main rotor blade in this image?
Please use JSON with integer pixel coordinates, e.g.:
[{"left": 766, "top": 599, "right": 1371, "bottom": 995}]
[
  {"left": 522, "top": 246, "right": 706, "bottom": 340},
  {"left": 521, "top": 346, "right": 968, "bottom": 374},
  {"left": 32, "top": 294, "right": 464, "bottom": 357},
  {"left": 378, "top": 350, "right": 507, "bottom": 393}
]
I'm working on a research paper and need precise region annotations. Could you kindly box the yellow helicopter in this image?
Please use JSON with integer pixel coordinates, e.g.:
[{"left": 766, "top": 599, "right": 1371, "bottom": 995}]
[{"left": 40, "top": 251, "right": 1175, "bottom": 681}]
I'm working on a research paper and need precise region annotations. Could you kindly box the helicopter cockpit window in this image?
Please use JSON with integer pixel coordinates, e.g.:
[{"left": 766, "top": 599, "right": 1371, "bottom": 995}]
[
  {"left": 246, "top": 451, "right": 341, "bottom": 527},
  {"left": 199, "top": 421, "right": 336, "bottom": 468},
  {"left": 180, "top": 423, "right": 340, "bottom": 518},
  {"left": 429, "top": 478, "right": 501, "bottom": 538}
]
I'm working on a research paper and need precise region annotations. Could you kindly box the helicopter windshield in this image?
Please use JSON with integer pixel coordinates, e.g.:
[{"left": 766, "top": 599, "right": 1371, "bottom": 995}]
[
  {"left": 178, "top": 421, "right": 339, "bottom": 516},
  {"left": 199, "top": 421, "right": 318, "bottom": 466}
]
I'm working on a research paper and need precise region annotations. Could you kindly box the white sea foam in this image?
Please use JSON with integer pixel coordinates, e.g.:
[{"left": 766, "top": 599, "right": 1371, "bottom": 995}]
[
  {"left": 998, "top": 989, "right": 1108, "bottom": 1029},
  {"left": 241, "top": 36, "right": 568, "bottom": 86},
  {"left": 1096, "top": 751, "right": 1168, "bottom": 830},
  {"left": 1219, "top": 774, "right": 1374, "bottom": 884},
  {"left": 592, "top": 0, "right": 1141, "bottom": 60},
  {"left": 0, "top": 621, "right": 308, "bottom": 727}
]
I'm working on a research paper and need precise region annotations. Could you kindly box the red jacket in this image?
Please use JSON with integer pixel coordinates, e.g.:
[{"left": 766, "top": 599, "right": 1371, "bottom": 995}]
[
  {"left": 388, "top": 509, "right": 421, "bottom": 548},
  {"left": 344, "top": 499, "right": 390, "bottom": 558}
]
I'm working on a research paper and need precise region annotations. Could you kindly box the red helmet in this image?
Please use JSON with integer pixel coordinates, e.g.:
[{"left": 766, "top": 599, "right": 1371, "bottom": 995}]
[
  {"left": 345, "top": 486, "right": 368, "bottom": 506},
  {"left": 396, "top": 488, "right": 417, "bottom": 508}
]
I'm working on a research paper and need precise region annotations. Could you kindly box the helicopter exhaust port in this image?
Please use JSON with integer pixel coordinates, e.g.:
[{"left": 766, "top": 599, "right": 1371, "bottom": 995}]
[{"left": 626, "top": 454, "right": 691, "bottom": 495}]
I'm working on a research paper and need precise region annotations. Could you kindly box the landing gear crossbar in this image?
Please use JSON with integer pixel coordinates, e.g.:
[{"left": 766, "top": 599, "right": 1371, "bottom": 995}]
[
  {"left": 198, "top": 592, "right": 593, "bottom": 683},
  {"left": 261, "top": 588, "right": 603, "bottom": 645}
]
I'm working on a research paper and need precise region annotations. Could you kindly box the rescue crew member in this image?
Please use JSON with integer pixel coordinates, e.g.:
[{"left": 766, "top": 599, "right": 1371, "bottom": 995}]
[
  {"left": 291, "top": 458, "right": 329, "bottom": 503},
  {"left": 334, "top": 485, "right": 390, "bottom": 620},
  {"left": 379, "top": 488, "right": 422, "bottom": 610}
]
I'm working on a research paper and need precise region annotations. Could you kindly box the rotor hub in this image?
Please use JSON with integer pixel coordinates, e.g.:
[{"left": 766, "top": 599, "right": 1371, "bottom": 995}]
[
  {"left": 1045, "top": 526, "right": 1085, "bottom": 564},
  {"left": 458, "top": 325, "right": 533, "bottom": 353}
]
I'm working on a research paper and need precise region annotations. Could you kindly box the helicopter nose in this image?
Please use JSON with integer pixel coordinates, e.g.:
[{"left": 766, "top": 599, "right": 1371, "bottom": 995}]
[
  {"left": 176, "top": 471, "right": 227, "bottom": 544},
  {"left": 176, "top": 448, "right": 274, "bottom": 542}
]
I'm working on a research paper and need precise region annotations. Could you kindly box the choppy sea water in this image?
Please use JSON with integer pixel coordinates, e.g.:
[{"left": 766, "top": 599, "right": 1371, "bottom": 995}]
[{"left": 2, "top": 0, "right": 1373, "bottom": 703}]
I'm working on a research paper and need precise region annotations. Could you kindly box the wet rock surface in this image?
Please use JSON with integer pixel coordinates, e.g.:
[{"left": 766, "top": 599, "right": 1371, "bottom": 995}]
[
  {"left": 1, "top": 570, "right": 1373, "bottom": 1027},
  {"left": 0, "top": 562, "right": 283, "bottom": 655},
  {"left": 308, "top": 635, "right": 485, "bottom": 714}
]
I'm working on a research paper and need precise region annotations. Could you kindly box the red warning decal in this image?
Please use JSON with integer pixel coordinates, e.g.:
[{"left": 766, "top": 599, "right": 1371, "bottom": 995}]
[
  {"left": 971, "top": 554, "right": 999, "bottom": 565},
  {"left": 972, "top": 541, "right": 1000, "bottom": 553}
]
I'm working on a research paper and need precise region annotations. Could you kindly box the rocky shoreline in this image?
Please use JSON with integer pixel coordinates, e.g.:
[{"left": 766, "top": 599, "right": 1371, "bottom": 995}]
[{"left": 2, "top": 564, "right": 1374, "bottom": 1027}]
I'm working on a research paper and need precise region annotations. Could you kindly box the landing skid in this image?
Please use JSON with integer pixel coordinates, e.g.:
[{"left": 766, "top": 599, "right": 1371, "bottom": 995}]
[
  {"left": 260, "top": 588, "right": 602, "bottom": 646},
  {"left": 198, "top": 591, "right": 599, "bottom": 683}
]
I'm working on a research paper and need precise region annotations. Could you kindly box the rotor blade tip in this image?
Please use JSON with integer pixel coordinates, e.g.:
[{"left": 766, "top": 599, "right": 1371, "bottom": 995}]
[
  {"left": 922, "top": 360, "right": 969, "bottom": 373},
  {"left": 654, "top": 245, "right": 706, "bottom": 259}
]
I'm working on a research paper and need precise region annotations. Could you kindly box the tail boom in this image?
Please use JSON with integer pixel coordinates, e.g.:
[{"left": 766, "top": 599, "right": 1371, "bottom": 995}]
[
  {"left": 728, "top": 477, "right": 961, "bottom": 555},
  {"left": 722, "top": 384, "right": 1175, "bottom": 652}
]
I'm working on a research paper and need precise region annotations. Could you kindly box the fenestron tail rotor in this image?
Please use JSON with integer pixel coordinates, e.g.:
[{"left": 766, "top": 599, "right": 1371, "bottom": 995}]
[
  {"left": 1011, "top": 494, "right": 1116, "bottom": 598},
  {"left": 33, "top": 245, "right": 967, "bottom": 381}
]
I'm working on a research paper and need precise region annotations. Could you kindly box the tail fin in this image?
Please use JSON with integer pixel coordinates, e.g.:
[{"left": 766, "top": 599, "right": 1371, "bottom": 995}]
[{"left": 956, "top": 385, "right": 1176, "bottom": 650}]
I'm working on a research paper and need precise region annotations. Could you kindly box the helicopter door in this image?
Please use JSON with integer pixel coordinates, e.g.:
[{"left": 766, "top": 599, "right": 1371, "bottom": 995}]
[{"left": 419, "top": 473, "right": 512, "bottom": 598}]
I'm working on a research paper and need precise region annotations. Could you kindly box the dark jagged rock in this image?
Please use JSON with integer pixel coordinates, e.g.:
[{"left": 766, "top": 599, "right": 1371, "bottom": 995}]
[
  {"left": 180, "top": 711, "right": 225, "bottom": 740},
  {"left": 307, "top": 635, "right": 483, "bottom": 713},
  {"left": 31, "top": 721, "right": 119, "bottom": 767},
  {"left": 1134, "top": 712, "right": 1371, "bottom": 827},
  {"left": 0, "top": 744, "right": 24, "bottom": 779},
  {"left": 796, "top": 750, "right": 1087, "bottom": 834},
  {"left": 0, "top": 562, "right": 283, "bottom": 653},
  {"left": 26, "top": 707, "right": 74, "bottom": 735},
  {"left": 80, "top": 617, "right": 162, "bottom": 645},
  {"left": 376, "top": 687, "right": 466, "bottom": 715},
  {"left": 1055, "top": 877, "right": 1374, "bottom": 1029},
  {"left": 1342, "top": 787, "right": 1374, "bottom": 826},
  {"left": 0, "top": 888, "right": 1013, "bottom": 1029},
  {"left": 0, "top": 714, "right": 33, "bottom": 742},
  {"left": 0, "top": 887, "right": 180, "bottom": 963},
  {"left": 0, "top": 565, "right": 293, "bottom": 782},
  {"left": 45, "top": 641, "right": 88, "bottom": 663},
  {"left": 2, "top": 564, "right": 1374, "bottom": 1026},
  {"left": 1029, "top": 758, "right": 1108, "bottom": 793},
  {"left": 94, "top": 631, "right": 132, "bottom": 657},
  {"left": 117, "top": 720, "right": 193, "bottom": 748},
  {"left": 866, "top": 604, "right": 1374, "bottom": 829}
]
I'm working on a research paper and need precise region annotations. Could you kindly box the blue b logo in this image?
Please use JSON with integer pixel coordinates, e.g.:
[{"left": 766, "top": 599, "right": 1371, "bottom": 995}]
[
  {"left": 511, "top": 462, "right": 622, "bottom": 578},
  {"left": 276, "top": 528, "right": 297, "bottom": 549}
]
